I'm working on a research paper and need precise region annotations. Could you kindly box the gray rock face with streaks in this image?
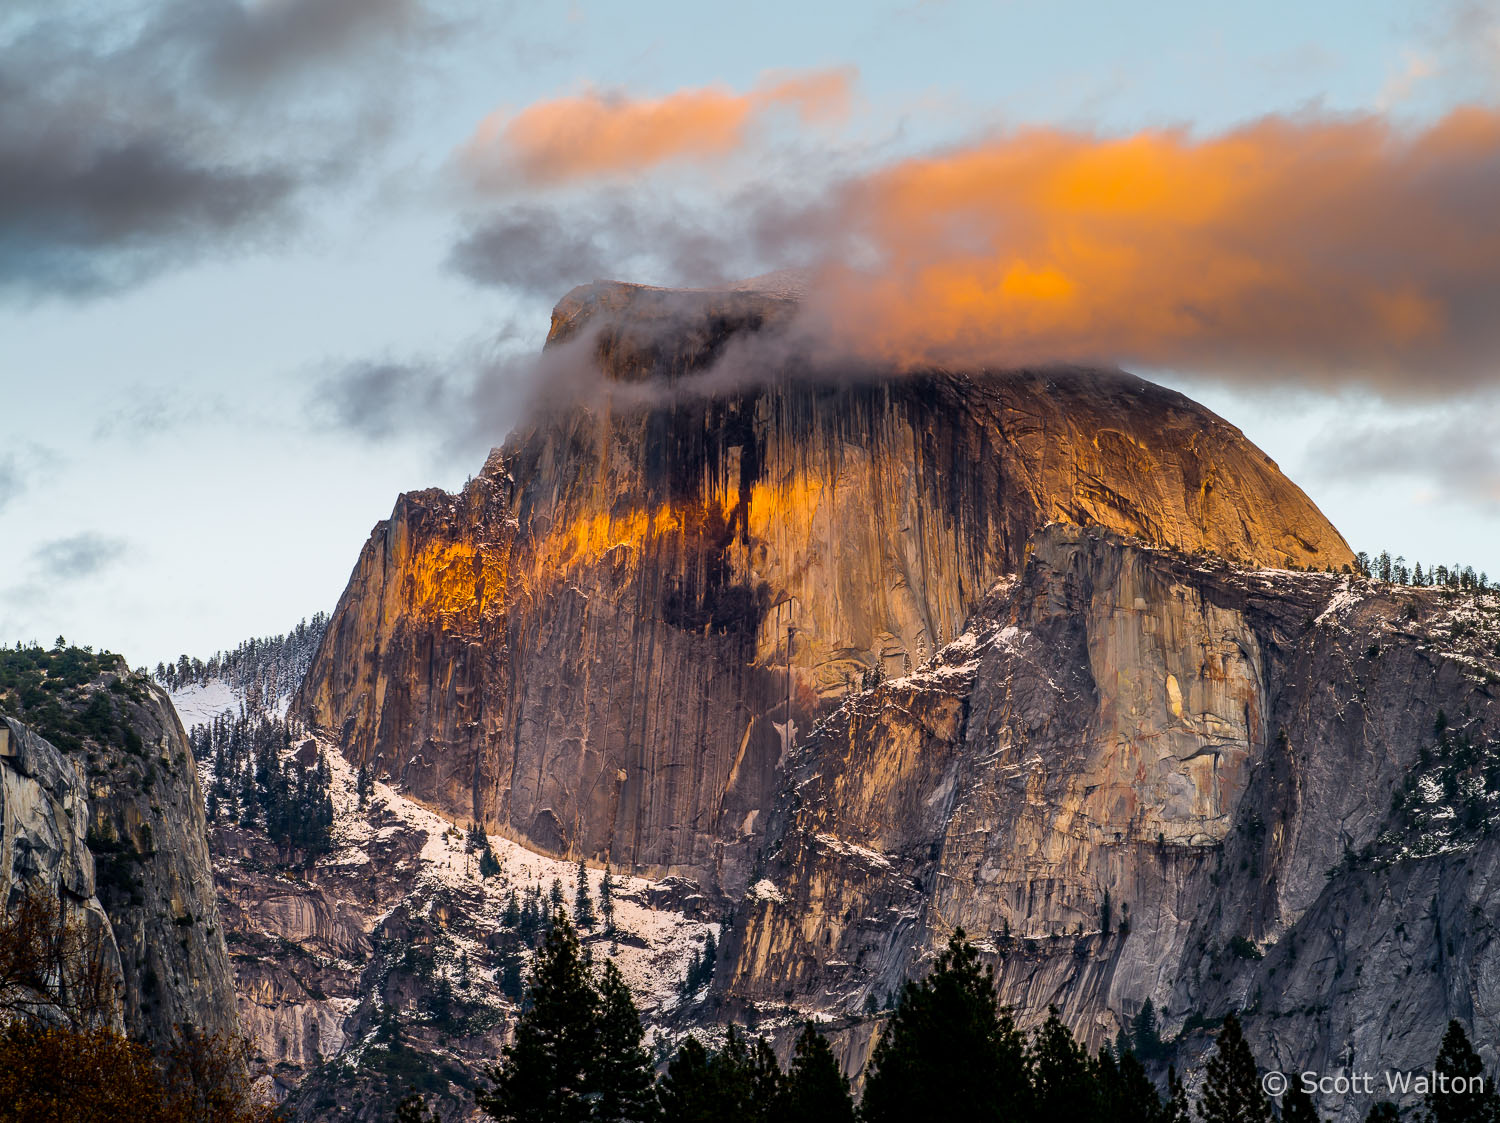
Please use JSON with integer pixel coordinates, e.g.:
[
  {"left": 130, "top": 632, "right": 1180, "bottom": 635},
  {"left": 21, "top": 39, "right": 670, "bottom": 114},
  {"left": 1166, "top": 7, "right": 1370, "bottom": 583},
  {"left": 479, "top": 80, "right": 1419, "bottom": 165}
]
[
  {"left": 297, "top": 282, "right": 1352, "bottom": 901},
  {"left": 722, "top": 526, "right": 1500, "bottom": 1122},
  {"left": 0, "top": 669, "right": 239, "bottom": 1049},
  {"left": 1, "top": 714, "right": 124, "bottom": 1024},
  {"left": 85, "top": 675, "right": 241, "bottom": 1047}
]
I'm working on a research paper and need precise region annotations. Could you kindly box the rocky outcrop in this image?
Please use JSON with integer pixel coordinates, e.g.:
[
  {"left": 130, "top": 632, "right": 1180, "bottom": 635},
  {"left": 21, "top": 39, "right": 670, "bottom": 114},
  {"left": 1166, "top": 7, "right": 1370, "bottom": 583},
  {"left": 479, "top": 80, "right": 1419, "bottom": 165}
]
[
  {"left": 719, "top": 525, "right": 1500, "bottom": 1121},
  {"left": 85, "top": 673, "right": 241, "bottom": 1048},
  {"left": 298, "top": 281, "right": 1353, "bottom": 896},
  {"left": 0, "top": 714, "right": 125, "bottom": 1025},
  {"left": 0, "top": 660, "right": 239, "bottom": 1049}
]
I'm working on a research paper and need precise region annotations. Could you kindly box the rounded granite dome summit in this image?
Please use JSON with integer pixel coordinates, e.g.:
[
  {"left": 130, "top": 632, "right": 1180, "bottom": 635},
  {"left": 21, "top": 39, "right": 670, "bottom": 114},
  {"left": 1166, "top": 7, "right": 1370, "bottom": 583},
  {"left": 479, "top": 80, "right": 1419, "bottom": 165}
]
[
  {"left": 538, "top": 278, "right": 1352, "bottom": 575},
  {"left": 301, "top": 278, "right": 1353, "bottom": 881}
]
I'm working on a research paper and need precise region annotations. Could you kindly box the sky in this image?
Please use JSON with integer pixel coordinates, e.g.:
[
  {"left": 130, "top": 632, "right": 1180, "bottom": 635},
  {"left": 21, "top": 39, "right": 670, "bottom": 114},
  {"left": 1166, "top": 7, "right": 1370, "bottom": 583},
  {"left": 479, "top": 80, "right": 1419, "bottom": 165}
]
[{"left": 2, "top": 0, "right": 1498, "bottom": 668}]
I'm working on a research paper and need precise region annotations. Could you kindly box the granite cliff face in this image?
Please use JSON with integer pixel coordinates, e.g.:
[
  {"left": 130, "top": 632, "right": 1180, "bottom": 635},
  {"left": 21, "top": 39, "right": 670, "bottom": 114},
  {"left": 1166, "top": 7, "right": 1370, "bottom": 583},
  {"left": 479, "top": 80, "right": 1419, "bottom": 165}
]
[
  {"left": 0, "top": 662, "right": 239, "bottom": 1049},
  {"left": 1, "top": 713, "right": 125, "bottom": 1024},
  {"left": 720, "top": 526, "right": 1500, "bottom": 1120},
  {"left": 272, "top": 279, "right": 1500, "bottom": 1120},
  {"left": 298, "top": 281, "right": 1352, "bottom": 896}
]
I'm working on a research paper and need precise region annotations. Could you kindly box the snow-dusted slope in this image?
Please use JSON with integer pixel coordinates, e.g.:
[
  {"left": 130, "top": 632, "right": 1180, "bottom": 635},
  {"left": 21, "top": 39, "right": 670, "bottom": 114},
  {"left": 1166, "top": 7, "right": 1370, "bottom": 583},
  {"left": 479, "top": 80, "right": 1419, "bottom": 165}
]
[{"left": 169, "top": 672, "right": 722, "bottom": 1120}]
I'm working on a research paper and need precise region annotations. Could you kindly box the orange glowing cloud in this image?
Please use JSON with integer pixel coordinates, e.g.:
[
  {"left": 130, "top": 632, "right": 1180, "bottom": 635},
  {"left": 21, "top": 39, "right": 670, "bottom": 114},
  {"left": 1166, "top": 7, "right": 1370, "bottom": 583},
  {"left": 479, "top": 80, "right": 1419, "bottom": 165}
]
[
  {"left": 463, "top": 69, "right": 853, "bottom": 189},
  {"left": 806, "top": 107, "right": 1500, "bottom": 387}
]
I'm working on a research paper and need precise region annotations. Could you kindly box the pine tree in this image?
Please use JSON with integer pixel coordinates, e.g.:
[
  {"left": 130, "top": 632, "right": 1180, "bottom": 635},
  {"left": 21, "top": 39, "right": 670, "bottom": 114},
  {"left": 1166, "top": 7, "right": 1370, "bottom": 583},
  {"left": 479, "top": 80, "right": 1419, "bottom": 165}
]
[
  {"left": 1426, "top": 1020, "right": 1498, "bottom": 1123},
  {"left": 479, "top": 843, "right": 502, "bottom": 879},
  {"left": 496, "top": 938, "right": 524, "bottom": 1002},
  {"left": 1199, "top": 1013, "right": 1271, "bottom": 1123},
  {"left": 747, "top": 1034, "right": 786, "bottom": 1122},
  {"left": 479, "top": 918, "right": 599, "bottom": 1123},
  {"left": 699, "top": 931, "right": 717, "bottom": 988},
  {"left": 575, "top": 858, "right": 597, "bottom": 930},
  {"left": 600, "top": 865, "right": 616, "bottom": 934},
  {"left": 1132, "top": 998, "right": 1164, "bottom": 1061},
  {"left": 590, "top": 960, "right": 659, "bottom": 1123},
  {"left": 1280, "top": 1081, "right": 1321, "bottom": 1123},
  {"left": 860, "top": 928, "right": 1032, "bottom": 1123},
  {"left": 1163, "top": 1065, "right": 1191, "bottom": 1123},
  {"left": 783, "top": 1022, "right": 853, "bottom": 1123},
  {"left": 657, "top": 1036, "right": 723, "bottom": 1123},
  {"left": 1032, "top": 1007, "right": 1097, "bottom": 1122},
  {"left": 680, "top": 947, "right": 701, "bottom": 997},
  {"left": 1364, "top": 1103, "right": 1400, "bottom": 1123},
  {"left": 709, "top": 1027, "right": 758, "bottom": 1119},
  {"left": 1096, "top": 1047, "right": 1164, "bottom": 1123}
]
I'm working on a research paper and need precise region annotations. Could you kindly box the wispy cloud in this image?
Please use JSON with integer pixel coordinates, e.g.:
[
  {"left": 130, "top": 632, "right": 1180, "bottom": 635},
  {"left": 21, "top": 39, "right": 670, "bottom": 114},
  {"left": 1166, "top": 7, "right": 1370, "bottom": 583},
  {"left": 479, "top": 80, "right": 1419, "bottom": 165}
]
[
  {"left": 308, "top": 328, "right": 585, "bottom": 457},
  {"left": 0, "top": 454, "right": 22, "bottom": 513},
  {"left": 459, "top": 68, "right": 854, "bottom": 190},
  {"left": 1309, "top": 396, "right": 1500, "bottom": 512},
  {"left": 31, "top": 533, "right": 129, "bottom": 581}
]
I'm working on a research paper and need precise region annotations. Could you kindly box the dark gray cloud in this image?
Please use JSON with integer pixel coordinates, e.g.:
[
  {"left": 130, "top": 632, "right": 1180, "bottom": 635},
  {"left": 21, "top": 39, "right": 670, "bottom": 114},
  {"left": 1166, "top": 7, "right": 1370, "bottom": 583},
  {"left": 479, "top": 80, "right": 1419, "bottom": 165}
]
[
  {"left": 1309, "top": 398, "right": 1500, "bottom": 511},
  {"left": 310, "top": 334, "right": 568, "bottom": 457},
  {"left": 448, "top": 207, "right": 623, "bottom": 296},
  {"left": 447, "top": 186, "right": 841, "bottom": 300},
  {"left": 0, "top": 0, "right": 442, "bottom": 298},
  {"left": 447, "top": 203, "right": 757, "bottom": 298},
  {"left": 161, "top": 0, "right": 429, "bottom": 91},
  {"left": 31, "top": 533, "right": 130, "bottom": 580},
  {"left": 313, "top": 359, "right": 455, "bottom": 441}
]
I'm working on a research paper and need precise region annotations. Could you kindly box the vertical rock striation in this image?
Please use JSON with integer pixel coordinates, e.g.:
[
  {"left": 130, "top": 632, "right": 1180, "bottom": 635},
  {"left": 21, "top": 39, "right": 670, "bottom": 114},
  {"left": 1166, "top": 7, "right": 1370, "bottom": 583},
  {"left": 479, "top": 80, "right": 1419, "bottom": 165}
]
[
  {"left": 298, "top": 281, "right": 1353, "bottom": 895},
  {"left": 0, "top": 664, "right": 239, "bottom": 1049},
  {"left": 720, "top": 526, "right": 1500, "bottom": 1121}
]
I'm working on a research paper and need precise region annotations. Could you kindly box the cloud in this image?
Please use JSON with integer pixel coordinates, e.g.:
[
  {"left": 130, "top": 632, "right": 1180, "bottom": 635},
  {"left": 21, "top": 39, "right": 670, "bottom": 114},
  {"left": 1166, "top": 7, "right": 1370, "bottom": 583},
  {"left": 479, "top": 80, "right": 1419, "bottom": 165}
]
[
  {"left": 0, "top": 0, "right": 444, "bottom": 298},
  {"left": 448, "top": 201, "right": 761, "bottom": 295},
  {"left": 0, "top": 454, "right": 22, "bottom": 513},
  {"left": 162, "top": 0, "right": 430, "bottom": 90},
  {"left": 309, "top": 331, "right": 588, "bottom": 456},
  {"left": 460, "top": 68, "right": 854, "bottom": 190},
  {"left": 91, "top": 385, "right": 238, "bottom": 440},
  {"left": 448, "top": 182, "right": 844, "bottom": 299},
  {"left": 31, "top": 533, "right": 129, "bottom": 581},
  {"left": 803, "top": 107, "right": 1500, "bottom": 391},
  {"left": 1309, "top": 396, "right": 1500, "bottom": 512},
  {"left": 450, "top": 103, "right": 1500, "bottom": 398}
]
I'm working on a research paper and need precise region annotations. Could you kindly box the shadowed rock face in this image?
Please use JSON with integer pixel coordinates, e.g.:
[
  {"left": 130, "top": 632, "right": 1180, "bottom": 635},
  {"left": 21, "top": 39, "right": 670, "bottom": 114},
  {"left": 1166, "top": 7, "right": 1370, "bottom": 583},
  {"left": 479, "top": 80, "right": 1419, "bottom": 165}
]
[{"left": 298, "top": 281, "right": 1352, "bottom": 893}]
